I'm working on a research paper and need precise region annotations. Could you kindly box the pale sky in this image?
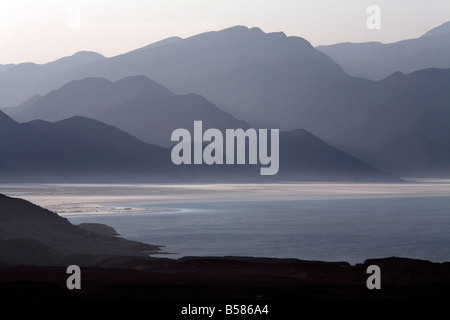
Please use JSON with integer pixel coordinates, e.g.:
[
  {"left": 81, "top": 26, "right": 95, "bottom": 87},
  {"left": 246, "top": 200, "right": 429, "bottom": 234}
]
[{"left": 0, "top": 0, "right": 449, "bottom": 65}]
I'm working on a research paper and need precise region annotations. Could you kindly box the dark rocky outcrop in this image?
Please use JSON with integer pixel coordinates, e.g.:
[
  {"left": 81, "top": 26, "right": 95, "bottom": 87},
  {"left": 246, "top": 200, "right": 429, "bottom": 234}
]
[{"left": 0, "top": 193, "right": 161, "bottom": 265}]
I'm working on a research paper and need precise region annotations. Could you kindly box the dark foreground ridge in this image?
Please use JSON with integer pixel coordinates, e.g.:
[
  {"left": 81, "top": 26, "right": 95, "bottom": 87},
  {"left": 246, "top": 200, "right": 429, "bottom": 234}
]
[
  {"left": 0, "top": 256, "right": 449, "bottom": 302},
  {"left": 0, "top": 193, "right": 162, "bottom": 265}
]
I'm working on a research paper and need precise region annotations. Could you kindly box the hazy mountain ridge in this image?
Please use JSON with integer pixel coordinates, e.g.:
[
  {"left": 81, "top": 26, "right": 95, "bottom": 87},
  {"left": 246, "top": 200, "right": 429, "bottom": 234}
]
[
  {"left": 0, "top": 51, "right": 106, "bottom": 108},
  {"left": 2, "top": 24, "right": 450, "bottom": 177},
  {"left": 69, "top": 24, "right": 450, "bottom": 177},
  {"left": 12, "top": 75, "right": 250, "bottom": 147},
  {"left": 316, "top": 21, "right": 450, "bottom": 80},
  {"left": 278, "top": 129, "right": 391, "bottom": 181},
  {"left": 0, "top": 111, "right": 174, "bottom": 181},
  {"left": 70, "top": 25, "right": 346, "bottom": 125},
  {"left": 12, "top": 75, "right": 174, "bottom": 121},
  {"left": 422, "top": 21, "right": 450, "bottom": 37},
  {"left": 0, "top": 109, "right": 393, "bottom": 182}
]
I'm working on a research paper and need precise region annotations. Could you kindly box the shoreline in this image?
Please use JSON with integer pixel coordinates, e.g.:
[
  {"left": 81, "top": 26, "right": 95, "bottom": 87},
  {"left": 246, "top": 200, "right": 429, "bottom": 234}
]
[
  {"left": 1, "top": 183, "right": 448, "bottom": 264},
  {"left": 1, "top": 255, "right": 449, "bottom": 301},
  {"left": 1, "top": 181, "right": 450, "bottom": 217},
  {"left": 1, "top": 189, "right": 449, "bottom": 303},
  {"left": 56, "top": 204, "right": 181, "bottom": 216}
]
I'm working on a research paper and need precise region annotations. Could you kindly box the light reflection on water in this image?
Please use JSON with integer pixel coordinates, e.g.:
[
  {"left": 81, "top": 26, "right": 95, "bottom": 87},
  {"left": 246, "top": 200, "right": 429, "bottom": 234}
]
[{"left": 68, "top": 196, "right": 450, "bottom": 264}]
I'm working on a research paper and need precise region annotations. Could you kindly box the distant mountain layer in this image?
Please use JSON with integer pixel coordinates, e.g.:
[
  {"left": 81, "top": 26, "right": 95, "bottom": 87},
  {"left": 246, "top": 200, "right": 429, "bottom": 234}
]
[
  {"left": 67, "top": 25, "right": 447, "bottom": 177},
  {"left": 11, "top": 75, "right": 249, "bottom": 147},
  {"left": 0, "top": 110, "right": 173, "bottom": 181},
  {"left": 0, "top": 51, "right": 106, "bottom": 107},
  {"left": 0, "top": 110, "right": 393, "bottom": 182},
  {"left": 0, "top": 26, "right": 345, "bottom": 124},
  {"left": 277, "top": 129, "right": 392, "bottom": 181},
  {"left": 3, "top": 24, "right": 450, "bottom": 177},
  {"left": 62, "top": 25, "right": 348, "bottom": 132},
  {"left": 332, "top": 68, "right": 450, "bottom": 176},
  {"left": 316, "top": 21, "right": 450, "bottom": 80}
]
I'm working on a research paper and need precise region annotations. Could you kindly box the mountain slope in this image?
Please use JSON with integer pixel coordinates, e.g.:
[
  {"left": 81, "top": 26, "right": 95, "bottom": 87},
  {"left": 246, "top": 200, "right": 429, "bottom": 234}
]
[
  {"left": 0, "top": 111, "right": 173, "bottom": 181},
  {"left": 13, "top": 75, "right": 174, "bottom": 121},
  {"left": 343, "top": 69, "right": 450, "bottom": 176},
  {"left": 66, "top": 25, "right": 449, "bottom": 177},
  {"left": 316, "top": 21, "right": 450, "bottom": 80},
  {"left": 71, "top": 25, "right": 346, "bottom": 126},
  {"left": 13, "top": 75, "right": 250, "bottom": 147},
  {"left": 277, "top": 129, "right": 392, "bottom": 181},
  {"left": 2, "top": 26, "right": 346, "bottom": 127},
  {"left": 4, "top": 25, "right": 449, "bottom": 177},
  {"left": 422, "top": 21, "right": 450, "bottom": 37},
  {"left": 0, "top": 51, "right": 106, "bottom": 107},
  {"left": 0, "top": 110, "right": 395, "bottom": 182}
]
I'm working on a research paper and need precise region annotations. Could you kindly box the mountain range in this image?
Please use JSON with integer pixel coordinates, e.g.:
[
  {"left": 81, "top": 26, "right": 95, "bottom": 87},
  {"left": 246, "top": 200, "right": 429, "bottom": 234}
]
[
  {"left": 2, "top": 22, "right": 450, "bottom": 178},
  {"left": 0, "top": 109, "right": 391, "bottom": 182},
  {"left": 316, "top": 21, "right": 450, "bottom": 80},
  {"left": 9, "top": 75, "right": 249, "bottom": 147},
  {"left": 0, "top": 111, "right": 172, "bottom": 181},
  {"left": 0, "top": 51, "right": 106, "bottom": 108}
]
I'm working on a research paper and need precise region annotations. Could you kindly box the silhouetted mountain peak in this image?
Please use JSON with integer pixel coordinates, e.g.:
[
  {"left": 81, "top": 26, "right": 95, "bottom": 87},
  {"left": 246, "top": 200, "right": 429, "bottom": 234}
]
[
  {"left": 184, "top": 25, "right": 307, "bottom": 49},
  {"left": 136, "top": 36, "right": 183, "bottom": 51},
  {"left": 37, "top": 77, "right": 113, "bottom": 105},
  {"left": 421, "top": 21, "right": 450, "bottom": 37},
  {"left": 113, "top": 75, "right": 174, "bottom": 96},
  {"left": 51, "top": 116, "right": 136, "bottom": 138},
  {"left": 0, "top": 94, "right": 43, "bottom": 116},
  {"left": 72, "top": 51, "right": 105, "bottom": 59},
  {"left": 21, "top": 118, "right": 51, "bottom": 128},
  {"left": 384, "top": 71, "right": 406, "bottom": 80},
  {"left": 219, "top": 25, "right": 306, "bottom": 43},
  {"left": 318, "top": 21, "right": 450, "bottom": 81},
  {"left": 224, "top": 25, "right": 250, "bottom": 32},
  {"left": 49, "top": 116, "right": 154, "bottom": 145},
  {"left": 213, "top": 25, "right": 256, "bottom": 35},
  {"left": 282, "top": 128, "right": 313, "bottom": 136},
  {"left": 0, "top": 110, "right": 18, "bottom": 128},
  {"left": 54, "top": 115, "right": 110, "bottom": 127},
  {"left": 59, "top": 77, "right": 113, "bottom": 92},
  {"left": 222, "top": 25, "right": 265, "bottom": 35},
  {"left": 186, "top": 25, "right": 263, "bottom": 43},
  {"left": 45, "top": 51, "right": 105, "bottom": 69}
]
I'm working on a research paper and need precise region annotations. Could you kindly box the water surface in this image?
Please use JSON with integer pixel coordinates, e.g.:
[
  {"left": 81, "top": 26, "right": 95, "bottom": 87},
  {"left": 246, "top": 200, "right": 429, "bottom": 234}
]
[{"left": 68, "top": 196, "right": 450, "bottom": 264}]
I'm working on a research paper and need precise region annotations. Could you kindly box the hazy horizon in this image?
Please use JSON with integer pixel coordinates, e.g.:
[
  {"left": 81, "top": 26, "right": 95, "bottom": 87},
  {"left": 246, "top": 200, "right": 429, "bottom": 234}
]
[{"left": 1, "top": 0, "right": 449, "bottom": 65}]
